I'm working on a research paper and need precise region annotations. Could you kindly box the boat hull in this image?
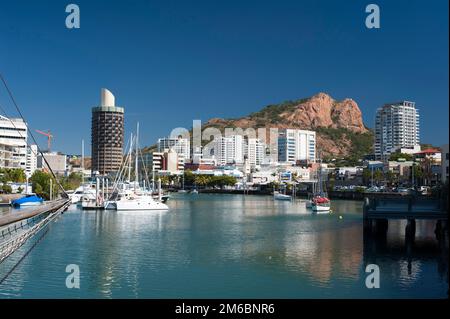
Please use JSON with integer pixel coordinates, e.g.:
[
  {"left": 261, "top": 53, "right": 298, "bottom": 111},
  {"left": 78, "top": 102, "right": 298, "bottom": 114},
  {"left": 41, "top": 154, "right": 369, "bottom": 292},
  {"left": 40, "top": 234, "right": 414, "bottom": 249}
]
[
  {"left": 274, "top": 194, "right": 292, "bottom": 201},
  {"left": 115, "top": 199, "right": 169, "bottom": 211},
  {"left": 312, "top": 204, "right": 330, "bottom": 212}
]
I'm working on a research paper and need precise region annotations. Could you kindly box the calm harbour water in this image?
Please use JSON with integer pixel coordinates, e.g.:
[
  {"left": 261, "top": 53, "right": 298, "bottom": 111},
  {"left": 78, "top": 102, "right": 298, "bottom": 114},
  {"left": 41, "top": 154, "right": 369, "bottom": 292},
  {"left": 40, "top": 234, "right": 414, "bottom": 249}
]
[{"left": 0, "top": 194, "right": 448, "bottom": 298}]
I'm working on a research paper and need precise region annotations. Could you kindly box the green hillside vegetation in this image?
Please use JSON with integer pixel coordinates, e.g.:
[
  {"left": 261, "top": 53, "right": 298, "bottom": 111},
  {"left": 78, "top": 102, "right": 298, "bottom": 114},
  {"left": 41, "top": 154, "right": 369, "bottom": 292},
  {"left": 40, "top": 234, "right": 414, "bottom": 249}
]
[
  {"left": 248, "top": 99, "right": 307, "bottom": 125},
  {"left": 317, "top": 127, "right": 374, "bottom": 164}
]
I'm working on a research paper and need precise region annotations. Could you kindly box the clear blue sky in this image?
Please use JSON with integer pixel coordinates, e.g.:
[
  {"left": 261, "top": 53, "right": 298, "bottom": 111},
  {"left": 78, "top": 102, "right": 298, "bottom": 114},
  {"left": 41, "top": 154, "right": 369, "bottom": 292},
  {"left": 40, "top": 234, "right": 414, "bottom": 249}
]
[{"left": 0, "top": 0, "right": 448, "bottom": 154}]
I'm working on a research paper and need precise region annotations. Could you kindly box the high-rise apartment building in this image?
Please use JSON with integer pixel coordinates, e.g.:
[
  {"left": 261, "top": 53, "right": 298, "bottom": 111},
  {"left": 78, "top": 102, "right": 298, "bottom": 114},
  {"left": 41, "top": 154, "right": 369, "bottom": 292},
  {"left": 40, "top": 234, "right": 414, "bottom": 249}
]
[
  {"left": 374, "top": 101, "right": 420, "bottom": 161},
  {"left": 0, "top": 115, "right": 28, "bottom": 169},
  {"left": 26, "top": 144, "right": 38, "bottom": 175},
  {"left": 157, "top": 137, "right": 190, "bottom": 162},
  {"left": 277, "top": 129, "right": 316, "bottom": 163},
  {"left": 214, "top": 135, "right": 245, "bottom": 166},
  {"left": 246, "top": 138, "right": 265, "bottom": 166},
  {"left": 91, "top": 88, "right": 124, "bottom": 175}
]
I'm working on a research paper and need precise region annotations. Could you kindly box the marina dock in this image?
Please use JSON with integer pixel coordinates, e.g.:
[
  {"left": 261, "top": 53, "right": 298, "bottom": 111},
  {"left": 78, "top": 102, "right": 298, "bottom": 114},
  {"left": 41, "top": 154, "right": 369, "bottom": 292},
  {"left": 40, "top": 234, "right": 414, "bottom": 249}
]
[{"left": 363, "top": 196, "right": 448, "bottom": 242}]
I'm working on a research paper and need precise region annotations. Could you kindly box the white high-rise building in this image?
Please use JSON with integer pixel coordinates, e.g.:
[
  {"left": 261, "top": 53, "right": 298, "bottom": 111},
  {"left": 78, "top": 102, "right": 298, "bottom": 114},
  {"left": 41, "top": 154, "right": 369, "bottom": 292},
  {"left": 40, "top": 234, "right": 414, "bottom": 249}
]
[
  {"left": 277, "top": 129, "right": 316, "bottom": 163},
  {"left": 214, "top": 135, "right": 245, "bottom": 166},
  {"left": 26, "top": 144, "right": 38, "bottom": 175},
  {"left": 0, "top": 115, "right": 28, "bottom": 170},
  {"left": 374, "top": 101, "right": 420, "bottom": 161},
  {"left": 247, "top": 138, "right": 265, "bottom": 166},
  {"left": 157, "top": 137, "right": 190, "bottom": 162}
]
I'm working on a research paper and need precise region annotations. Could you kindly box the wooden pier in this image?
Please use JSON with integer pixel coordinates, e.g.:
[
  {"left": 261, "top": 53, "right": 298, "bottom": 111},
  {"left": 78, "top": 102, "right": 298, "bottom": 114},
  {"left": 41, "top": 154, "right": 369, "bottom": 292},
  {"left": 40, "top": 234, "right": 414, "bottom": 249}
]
[
  {"left": 0, "top": 199, "right": 71, "bottom": 264},
  {"left": 363, "top": 196, "right": 448, "bottom": 243}
]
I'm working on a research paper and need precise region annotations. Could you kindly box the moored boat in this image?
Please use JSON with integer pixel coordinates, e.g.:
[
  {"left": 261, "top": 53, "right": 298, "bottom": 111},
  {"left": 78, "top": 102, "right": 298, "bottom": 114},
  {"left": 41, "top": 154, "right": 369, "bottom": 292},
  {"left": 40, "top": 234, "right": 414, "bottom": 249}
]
[
  {"left": 274, "top": 191, "right": 292, "bottom": 201},
  {"left": 11, "top": 194, "right": 44, "bottom": 208}
]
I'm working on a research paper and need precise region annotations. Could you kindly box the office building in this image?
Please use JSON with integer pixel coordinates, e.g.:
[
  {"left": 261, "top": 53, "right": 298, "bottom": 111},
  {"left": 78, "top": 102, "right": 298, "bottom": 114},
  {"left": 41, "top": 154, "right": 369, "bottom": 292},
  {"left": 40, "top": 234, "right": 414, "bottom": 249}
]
[
  {"left": 374, "top": 101, "right": 420, "bottom": 161},
  {"left": 91, "top": 88, "right": 124, "bottom": 175}
]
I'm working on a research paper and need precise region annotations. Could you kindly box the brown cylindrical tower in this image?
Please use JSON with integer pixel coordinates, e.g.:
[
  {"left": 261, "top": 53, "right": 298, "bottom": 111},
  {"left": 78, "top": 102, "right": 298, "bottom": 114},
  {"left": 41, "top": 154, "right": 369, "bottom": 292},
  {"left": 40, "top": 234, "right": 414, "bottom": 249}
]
[{"left": 91, "top": 88, "right": 124, "bottom": 175}]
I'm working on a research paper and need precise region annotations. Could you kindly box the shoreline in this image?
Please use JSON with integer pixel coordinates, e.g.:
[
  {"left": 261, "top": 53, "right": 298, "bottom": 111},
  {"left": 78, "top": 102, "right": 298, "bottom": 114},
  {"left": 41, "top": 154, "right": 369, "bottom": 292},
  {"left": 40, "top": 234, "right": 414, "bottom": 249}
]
[{"left": 167, "top": 189, "right": 432, "bottom": 201}]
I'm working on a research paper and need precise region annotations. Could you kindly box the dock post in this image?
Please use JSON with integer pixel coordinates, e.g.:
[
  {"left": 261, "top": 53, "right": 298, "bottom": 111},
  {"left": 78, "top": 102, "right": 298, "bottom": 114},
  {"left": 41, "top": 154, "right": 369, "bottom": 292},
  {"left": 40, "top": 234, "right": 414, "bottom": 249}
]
[
  {"left": 405, "top": 219, "right": 416, "bottom": 242},
  {"left": 363, "top": 197, "right": 372, "bottom": 232},
  {"left": 375, "top": 219, "right": 388, "bottom": 236},
  {"left": 435, "top": 220, "right": 443, "bottom": 241}
]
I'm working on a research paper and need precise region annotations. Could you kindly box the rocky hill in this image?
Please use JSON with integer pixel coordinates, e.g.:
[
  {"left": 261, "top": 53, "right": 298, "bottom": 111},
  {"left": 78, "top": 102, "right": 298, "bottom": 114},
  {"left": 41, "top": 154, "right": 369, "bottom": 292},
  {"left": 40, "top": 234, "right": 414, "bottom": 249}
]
[{"left": 203, "top": 92, "right": 373, "bottom": 159}]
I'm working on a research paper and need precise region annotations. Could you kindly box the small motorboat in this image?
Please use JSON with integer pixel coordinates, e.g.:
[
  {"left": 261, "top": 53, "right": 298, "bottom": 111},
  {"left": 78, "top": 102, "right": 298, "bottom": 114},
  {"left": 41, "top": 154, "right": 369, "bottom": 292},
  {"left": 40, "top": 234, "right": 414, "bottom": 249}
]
[
  {"left": 11, "top": 194, "right": 44, "bottom": 208},
  {"left": 190, "top": 189, "right": 198, "bottom": 194},
  {"left": 274, "top": 191, "right": 292, "bottom": 201}
]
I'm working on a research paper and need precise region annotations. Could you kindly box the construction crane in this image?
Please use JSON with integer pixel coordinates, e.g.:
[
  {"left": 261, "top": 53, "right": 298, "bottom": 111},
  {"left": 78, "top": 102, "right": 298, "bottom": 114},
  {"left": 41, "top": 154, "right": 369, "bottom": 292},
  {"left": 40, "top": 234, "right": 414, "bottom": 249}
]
[{"left": 35, "top": 129, "right": 54, "bottom": 152}]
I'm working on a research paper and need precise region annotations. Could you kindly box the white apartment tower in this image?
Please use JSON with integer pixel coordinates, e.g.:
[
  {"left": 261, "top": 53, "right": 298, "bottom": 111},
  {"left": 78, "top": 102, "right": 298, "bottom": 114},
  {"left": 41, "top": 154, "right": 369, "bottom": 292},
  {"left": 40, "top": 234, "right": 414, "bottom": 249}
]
[
  {"left": 214, "top": 135, "right": 245, "bottom": 166},
  {"left": 26, "top": 144, "right": 38, "bottom": 175},
  {"left": 278, "top": 129, "right": 316, "bottom": 163},
  {"left": 157, "top": 137, "right": 190, "bottom": 162},
  {"left": 246, "top": 138, "right": 265, "bottom": 166},
  {"left": 374, "top": 101, "right": 420, "bottom": 161},
  {"left": 0, "top": 115, "right": 28, "bottom": 169}
]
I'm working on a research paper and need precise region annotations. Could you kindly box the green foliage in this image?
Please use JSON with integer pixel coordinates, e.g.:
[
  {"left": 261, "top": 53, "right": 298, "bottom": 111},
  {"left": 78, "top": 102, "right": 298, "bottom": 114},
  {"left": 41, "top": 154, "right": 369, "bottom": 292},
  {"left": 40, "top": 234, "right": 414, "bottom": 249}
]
[
  {"left": 187, "top": 174, "right": 237, "bottom": 189},
  {"left": 184, "top": 170, "right": 195, "bottom": 185},
  {"left": 249, "top": 99, "right": 308, "bottom": 124},
  {"left": 60, "top": 172, "right": 83, "bottom": 191},
  {"left": 389, "top": 152, "right": 413, "bottom": 161},
  {"left": 317, "top": 127, "right": 374, "bottom": 163},
  {"left": 0, "top": 168, "right": 26, "bottom": 183},
  {"left": 1, "top": 184, "right": 12, "bottom": 194},
  {"left": 30, "top": 170, "right": 56, "bottom": 200}
]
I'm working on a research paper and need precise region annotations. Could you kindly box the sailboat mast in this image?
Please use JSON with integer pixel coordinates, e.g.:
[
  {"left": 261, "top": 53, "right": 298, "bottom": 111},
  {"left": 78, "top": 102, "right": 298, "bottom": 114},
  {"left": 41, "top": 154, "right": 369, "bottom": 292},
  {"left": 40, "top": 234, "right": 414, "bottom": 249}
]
[
  {"left": 135, "top": 122, "right": 139, "bottom": 190},
  {"left": 81, "top": 139, "right": 84, "bottom": 184},
  {"left": 128, "top": 132, "right": 133, "bottom": 182}
]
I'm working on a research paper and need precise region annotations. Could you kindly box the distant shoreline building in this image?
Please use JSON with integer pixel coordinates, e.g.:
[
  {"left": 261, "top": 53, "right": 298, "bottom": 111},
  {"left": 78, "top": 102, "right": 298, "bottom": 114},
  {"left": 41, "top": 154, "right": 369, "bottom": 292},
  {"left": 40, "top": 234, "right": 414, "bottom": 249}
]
[
  {"left": 374, "top": 101, "right": 420, "bottom": 161},
  {"left": 91, "top": 88, "right": 124, "bottom": 176}
]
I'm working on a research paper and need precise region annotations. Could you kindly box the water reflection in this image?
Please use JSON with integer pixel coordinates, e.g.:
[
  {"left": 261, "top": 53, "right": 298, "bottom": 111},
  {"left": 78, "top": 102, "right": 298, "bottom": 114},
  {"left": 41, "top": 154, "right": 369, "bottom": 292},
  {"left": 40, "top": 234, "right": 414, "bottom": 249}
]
[
  {"left": 0, "top": 195, "right": 447, "bottom": 298},
  {"left": 363, "top": 220, "right": 449, "bottom": 291}
]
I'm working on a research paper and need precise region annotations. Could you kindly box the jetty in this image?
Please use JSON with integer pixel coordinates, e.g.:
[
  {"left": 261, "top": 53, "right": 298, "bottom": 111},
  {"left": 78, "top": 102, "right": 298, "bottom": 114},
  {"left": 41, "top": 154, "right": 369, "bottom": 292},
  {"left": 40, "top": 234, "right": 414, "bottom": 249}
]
[
  {"left": 363, "top": 196, "right": 448, "bottom": 242},
  {"left": 0, "top": 199, "right": 71, "bottom": 264}
]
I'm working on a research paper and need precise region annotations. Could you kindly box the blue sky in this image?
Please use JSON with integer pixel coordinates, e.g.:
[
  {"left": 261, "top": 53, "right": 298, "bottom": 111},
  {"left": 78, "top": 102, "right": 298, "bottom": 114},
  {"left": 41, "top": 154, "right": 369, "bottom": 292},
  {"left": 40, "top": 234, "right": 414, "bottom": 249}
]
[{"left": 0, "top": 0, "right": 448, "bottom": 154}]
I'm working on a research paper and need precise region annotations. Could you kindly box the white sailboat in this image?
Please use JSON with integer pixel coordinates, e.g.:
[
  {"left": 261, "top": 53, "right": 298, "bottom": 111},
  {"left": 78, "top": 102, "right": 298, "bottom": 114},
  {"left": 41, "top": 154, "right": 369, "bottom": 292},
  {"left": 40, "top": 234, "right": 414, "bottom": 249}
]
[
  {"left": 107, "top": 124, "right": 169, "bottom": 211},
  {"left": 311, "top": 158, "right": 331, "bottom": 213}
]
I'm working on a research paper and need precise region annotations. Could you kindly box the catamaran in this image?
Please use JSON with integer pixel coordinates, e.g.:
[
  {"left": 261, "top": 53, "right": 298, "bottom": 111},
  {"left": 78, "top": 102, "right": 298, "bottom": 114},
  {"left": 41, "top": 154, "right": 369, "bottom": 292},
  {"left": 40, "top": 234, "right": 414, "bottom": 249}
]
[{"left": 105, "top": 124, "right": 169, "bottom": 211}]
